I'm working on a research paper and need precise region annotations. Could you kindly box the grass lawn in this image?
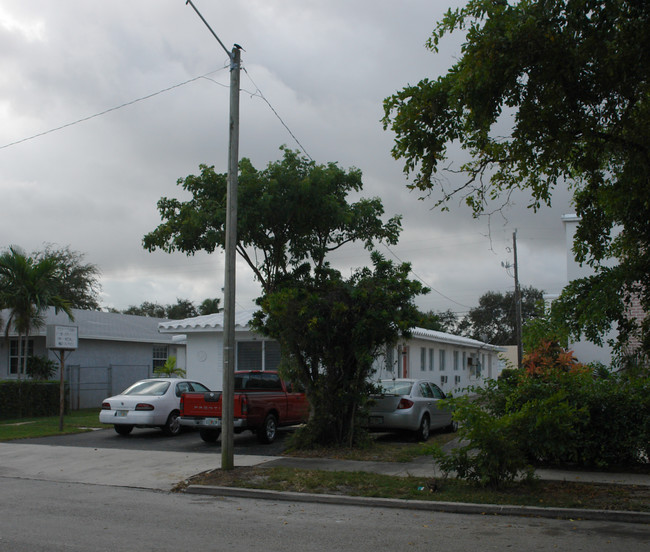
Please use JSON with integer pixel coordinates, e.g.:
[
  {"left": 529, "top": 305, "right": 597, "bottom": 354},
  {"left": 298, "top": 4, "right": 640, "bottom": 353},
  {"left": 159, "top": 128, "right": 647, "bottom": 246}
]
[
  {"left": 0, "top": 409, "right": 110, "bottom": 440},
  {"left": 185, "top": 465, "right": 650, "bottom": 513},
  {"left": 184, "top": 430, "right": 650, "bottom": 513}
]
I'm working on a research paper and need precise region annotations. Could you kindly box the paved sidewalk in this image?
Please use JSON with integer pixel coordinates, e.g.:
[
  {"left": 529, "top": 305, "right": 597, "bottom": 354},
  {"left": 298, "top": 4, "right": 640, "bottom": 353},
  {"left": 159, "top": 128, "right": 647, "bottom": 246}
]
[{"left": 258, "top": 455, "right": 650, "bottom": 487}]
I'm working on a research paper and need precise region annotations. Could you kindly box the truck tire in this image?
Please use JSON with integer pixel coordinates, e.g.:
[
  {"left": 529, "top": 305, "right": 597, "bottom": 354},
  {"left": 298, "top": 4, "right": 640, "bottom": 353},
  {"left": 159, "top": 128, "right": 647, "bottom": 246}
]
[
  {"left": 257, "top": 413, "right": 278, "bottom": 444},
  {"left": 114, "top": 424, "right": 133, "bottom": 436},
  {"left": 199, "top": 428, "right": 221, "bottom": 443}
]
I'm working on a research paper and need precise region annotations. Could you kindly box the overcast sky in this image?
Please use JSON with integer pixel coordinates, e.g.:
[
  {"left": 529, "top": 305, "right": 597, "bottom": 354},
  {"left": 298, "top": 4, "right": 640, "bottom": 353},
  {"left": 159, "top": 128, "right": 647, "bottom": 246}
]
[{"left": 1, "top": 0, "right": 574, "bottom": 317}]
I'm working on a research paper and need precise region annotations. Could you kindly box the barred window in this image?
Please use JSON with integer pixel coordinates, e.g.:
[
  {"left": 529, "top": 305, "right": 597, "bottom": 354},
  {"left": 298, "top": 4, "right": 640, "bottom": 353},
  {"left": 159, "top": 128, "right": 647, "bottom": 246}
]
[
  {"left": 10, "top": 339, "right": 34, "bottom": 375},
  {"left": 153, "top": 345, "right": 168, "bottom": 370}
]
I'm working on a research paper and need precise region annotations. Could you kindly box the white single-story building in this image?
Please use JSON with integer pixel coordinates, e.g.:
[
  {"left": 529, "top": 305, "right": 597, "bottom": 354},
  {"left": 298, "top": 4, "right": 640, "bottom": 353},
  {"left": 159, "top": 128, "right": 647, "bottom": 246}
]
[
  {"left": 158, "top": 311, "right": 505, "bottom": 394},
  {"left": 1, "top": 308, "right": 186, "bottom": 408}
]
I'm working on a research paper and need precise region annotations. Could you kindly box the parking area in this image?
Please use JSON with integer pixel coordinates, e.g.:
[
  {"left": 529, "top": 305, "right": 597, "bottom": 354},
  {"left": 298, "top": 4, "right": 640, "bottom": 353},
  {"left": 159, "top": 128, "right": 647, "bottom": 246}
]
[{"left": 12, "top": 425, "right": 293, "bottom": 456}]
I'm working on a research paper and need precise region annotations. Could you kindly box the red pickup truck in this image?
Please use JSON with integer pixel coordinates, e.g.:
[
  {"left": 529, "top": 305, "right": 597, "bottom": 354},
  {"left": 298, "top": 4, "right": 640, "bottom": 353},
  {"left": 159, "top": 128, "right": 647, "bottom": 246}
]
[{"left": 179, "top": 370, "right": 308, "bottom": 444}]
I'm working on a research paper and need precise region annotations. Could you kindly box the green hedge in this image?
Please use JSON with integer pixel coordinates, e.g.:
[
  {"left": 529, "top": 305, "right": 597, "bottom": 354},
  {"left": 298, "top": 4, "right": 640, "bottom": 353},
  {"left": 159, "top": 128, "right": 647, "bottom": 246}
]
[
  {"left": 433, "top": 370, "right": 650, "bottom": 487},
  {"left": 0, "top": 381, "right": 67, "bottom": 420}
]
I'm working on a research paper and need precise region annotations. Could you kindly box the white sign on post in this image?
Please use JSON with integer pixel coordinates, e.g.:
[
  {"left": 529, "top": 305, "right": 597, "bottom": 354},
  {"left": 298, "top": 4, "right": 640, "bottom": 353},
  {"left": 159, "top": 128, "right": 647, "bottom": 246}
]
[{"left": 46, "top": 325, "right": 78, "bottom": 350}]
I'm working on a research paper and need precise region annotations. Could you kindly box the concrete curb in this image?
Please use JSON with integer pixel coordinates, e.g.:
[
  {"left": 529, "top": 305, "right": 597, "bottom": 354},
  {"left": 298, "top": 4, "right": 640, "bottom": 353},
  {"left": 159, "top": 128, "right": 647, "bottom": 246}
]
[{"left": 185, "top": 485, "right": 650, "bottom": 525}]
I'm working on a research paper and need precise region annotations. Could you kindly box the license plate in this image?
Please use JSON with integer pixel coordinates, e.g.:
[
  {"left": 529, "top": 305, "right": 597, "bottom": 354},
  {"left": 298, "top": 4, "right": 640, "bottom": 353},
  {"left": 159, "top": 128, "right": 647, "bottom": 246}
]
[
  {"left": 369, "top": 416, "right": 383, "bottom": 425},
  {"left": 116, "top": 410, "right": 128, "bottom": 417},
  {"left": 205, "top": 418, "right": 221, "bottom": 427}
]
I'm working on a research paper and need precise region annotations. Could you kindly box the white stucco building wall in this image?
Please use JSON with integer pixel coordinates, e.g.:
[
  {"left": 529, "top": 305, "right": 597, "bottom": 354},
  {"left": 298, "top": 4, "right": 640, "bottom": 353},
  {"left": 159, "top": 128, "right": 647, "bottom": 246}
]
[
  {"left": 160, "top": 312, "right": 504, "bottom": 395},
  {"left": 561, "top": 214, "right": 615, "bottom": 365}
]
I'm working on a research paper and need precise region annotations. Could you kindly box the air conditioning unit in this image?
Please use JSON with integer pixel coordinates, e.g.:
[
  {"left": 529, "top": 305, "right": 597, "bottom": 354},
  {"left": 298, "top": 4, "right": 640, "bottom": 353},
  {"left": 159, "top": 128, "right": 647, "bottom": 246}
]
[{"left": 467, "top": 357, "right": 477, "bottom": 367}]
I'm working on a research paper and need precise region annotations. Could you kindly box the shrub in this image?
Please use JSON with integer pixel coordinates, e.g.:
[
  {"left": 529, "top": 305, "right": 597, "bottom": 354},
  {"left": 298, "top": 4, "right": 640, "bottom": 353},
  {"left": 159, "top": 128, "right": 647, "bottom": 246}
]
[
  {"left": 26, "top": 355, "right": 57, "bottom": 380},
  {"left": 0, "top": 381, "right": 64, "bottom": 420},
  {"left": 433, "top": 345, "right": 650, "bottom": 485},
  {"left": 432, "top": 394, "right": 535, "bottom": 488}
]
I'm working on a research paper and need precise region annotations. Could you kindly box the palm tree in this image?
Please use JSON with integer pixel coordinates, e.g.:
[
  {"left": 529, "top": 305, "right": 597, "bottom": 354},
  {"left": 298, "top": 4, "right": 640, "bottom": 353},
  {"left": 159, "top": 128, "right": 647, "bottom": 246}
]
[{"left": 0, "top": 246, "right": 74, "bottom": 378}]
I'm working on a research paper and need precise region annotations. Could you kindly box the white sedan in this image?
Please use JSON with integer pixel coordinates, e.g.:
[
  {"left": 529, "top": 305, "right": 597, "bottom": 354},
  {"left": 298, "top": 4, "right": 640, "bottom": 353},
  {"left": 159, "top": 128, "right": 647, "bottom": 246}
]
[{"left": 99, "top": 378, "right": 211, "bottom": 436}]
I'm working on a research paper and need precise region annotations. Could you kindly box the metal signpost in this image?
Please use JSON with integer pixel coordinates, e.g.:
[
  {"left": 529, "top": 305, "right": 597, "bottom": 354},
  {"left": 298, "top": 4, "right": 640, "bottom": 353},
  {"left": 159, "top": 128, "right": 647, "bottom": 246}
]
[{"left": 46, "top": 325, "right": 78, "bottom": 431}]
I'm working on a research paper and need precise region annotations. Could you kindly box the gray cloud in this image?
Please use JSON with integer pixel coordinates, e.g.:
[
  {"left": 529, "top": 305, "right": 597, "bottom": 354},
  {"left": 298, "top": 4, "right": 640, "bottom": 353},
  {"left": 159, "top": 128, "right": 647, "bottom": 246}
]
[{"left": 1, "top": 0, "right": 572, "bottom": 315}]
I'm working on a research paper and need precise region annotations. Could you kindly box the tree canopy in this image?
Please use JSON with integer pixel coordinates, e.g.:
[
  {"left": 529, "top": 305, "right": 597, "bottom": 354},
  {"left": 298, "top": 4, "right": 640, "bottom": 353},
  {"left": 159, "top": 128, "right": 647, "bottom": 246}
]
[
  {"left": 144, "top": 147, "right": 402, "bottom": 294},
  {"left": 383, "top": 0, "right": 650, "bottom": 360},
  {"left": 119, "top": 297, "right": 222, "bottom": 319},
  {"left": 458, "top": 287, "right": 544, "bottom": 346},
  {"left": 33, "top": 244, "right": 101, "bottom": 310}
]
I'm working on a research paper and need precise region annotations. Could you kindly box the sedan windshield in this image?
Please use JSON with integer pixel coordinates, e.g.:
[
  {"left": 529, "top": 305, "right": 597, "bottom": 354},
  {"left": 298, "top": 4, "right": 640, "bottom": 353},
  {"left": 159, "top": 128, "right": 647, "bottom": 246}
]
[
  {"left": 121, "top": 381, "right": 171, "bottom": 396},
  {"left": 379, "top": 381, "right": 413, "bottom": 396}
]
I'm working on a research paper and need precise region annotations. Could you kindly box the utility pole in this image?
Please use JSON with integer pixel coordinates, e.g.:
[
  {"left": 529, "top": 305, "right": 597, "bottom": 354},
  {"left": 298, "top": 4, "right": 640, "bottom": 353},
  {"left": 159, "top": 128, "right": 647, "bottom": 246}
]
[
  {"left": 186, "top": 0, "right": 240, "bottom": 470},
  {"left": 513, "top": 230, "right": 523, "bottom": 369}
]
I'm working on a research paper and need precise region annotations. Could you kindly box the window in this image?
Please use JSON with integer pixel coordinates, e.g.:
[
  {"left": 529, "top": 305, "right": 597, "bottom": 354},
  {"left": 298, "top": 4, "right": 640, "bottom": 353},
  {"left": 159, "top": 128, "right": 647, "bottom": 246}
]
[
  {"left": 429, "top": 348, "right": 434, "bottom": 371},
  {"left": 237, "top": 341, "right": 283, "bottom": 371},
  {"left": 385, "top": 345, "right": 395, "bottom": 373},
  {"left": 419, "top": 382, "right": 434, "bottom": 398},
  {"left": 9, "top": 339, "right": 34, "bottom": 375},
  {"left": 429, "top": 382, "right": 445, "bottom": 399},
  {"left": 453, "top": 351, "right": 459, "bottom": 371},
  {"left": 440, "top": 375, "right": 448, "bottom": 385},
  {"left": 420, "top": 347, "right": 426, "bottom": 372},
  {"left": 238, "top": 341, "right": 263, "bottom": 371},
  {"left": 264, "top": 341, "right": 282, "bottom": 371},
  {"left": 152, "top": 345, "right": 168, "bottom": 370},
  {"left": 439, "top": 349, "right": 446, "bottom": 371},
  {"left": 462, "top": 351, "right": 467, "bottom": 371},
  {"left": 455, "top": 375, "right": 461, "bottom": 385}
]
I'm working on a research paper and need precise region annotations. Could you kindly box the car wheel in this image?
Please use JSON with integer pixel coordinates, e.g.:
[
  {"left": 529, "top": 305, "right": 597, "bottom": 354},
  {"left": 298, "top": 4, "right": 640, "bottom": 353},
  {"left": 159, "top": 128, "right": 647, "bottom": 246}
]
[
  {"left": 257, "top": 413, "right": 278, "bottom": 444},
  {"left": 199, "top": 429, "right": 221, "bottom": 443},
  {"left": 114, "top": 424, "right": 133, "bottom": 436},
  {"left": 416, "top": 415, "right": 430, "bottom": 441},
  {"left": 447, "top": 419, "right": 459, "bottom": 433},
  {"left": 162, "top": 411, "right": 181, "bottom": 436}
]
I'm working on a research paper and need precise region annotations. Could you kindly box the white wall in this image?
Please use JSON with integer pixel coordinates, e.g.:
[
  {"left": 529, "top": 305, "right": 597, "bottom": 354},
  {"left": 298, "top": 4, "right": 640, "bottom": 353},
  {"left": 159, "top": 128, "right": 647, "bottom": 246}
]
[
  {"left": 562, "top": 215, "right": 615, "bottom": 366},
  {"left": 372, "top": 338, "right": 501, "bottom": 395}
]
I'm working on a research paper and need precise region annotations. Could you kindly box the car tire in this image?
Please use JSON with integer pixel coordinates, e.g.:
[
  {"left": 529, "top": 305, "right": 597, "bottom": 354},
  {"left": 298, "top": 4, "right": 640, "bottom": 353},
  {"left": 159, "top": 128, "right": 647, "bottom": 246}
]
[
  {"left": 114, "top": 424, "right": 133, "bottom": 436},
  {"left": 447, "top": 419, "right": 459, "bottom": 433},
  {"left": 162, "top": 411, "right": 181, "bottom": 436},
  {"left": 416, "top": 415, "right": 430, "bottom": 441},
  {"left": 199, "top": 429, "right": 221, "bottom": 443},
  {"left": 257, "top": 413, "right": 278, "bottom": 444}
]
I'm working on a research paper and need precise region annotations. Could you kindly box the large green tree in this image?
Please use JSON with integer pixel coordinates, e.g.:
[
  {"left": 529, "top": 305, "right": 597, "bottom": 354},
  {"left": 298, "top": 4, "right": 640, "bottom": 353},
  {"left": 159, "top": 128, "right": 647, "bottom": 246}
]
[
  {"left": 458, "top": 287, "right": 544, "bottom": 345},
  {"left": 144, "top": 148, "right": 412, "bottom": 446},
  {"left": 0, "top": 247, "right": 74, "bottom": 377},
  {"left": 144, "top": 147, "right": 402, "bottom": 294},
  {"left": 383, "top": 0, "right": 650, "bottom": 360},
  {"left": 253, "top": 253, "right": 427, "bottom": 447}
]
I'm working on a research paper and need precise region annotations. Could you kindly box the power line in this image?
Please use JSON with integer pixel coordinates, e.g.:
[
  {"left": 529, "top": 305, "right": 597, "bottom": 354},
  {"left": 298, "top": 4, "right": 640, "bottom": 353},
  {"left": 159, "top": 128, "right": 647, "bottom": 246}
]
[
  {"left": 241, "top": 67, "right": 313, "bottom": 161},
  {"left": 0, "top": 68, "right": 227, "bottom": 151},
  {"left": 381, "top": 243, "right": 473, "bottom": 309}
]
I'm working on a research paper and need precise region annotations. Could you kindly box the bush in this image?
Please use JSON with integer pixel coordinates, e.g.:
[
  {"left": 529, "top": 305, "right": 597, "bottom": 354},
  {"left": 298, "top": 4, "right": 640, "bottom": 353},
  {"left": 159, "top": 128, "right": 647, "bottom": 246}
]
[
  {"left": 432, "top": 394, "right": 535, "bottom": 488},
  {"left": 433, "top": 346, "right": 650, "bottom": 485},
  {"left": 0, "top": 381, "right": 65, "bottom": 420},
  {"left": 26, "top": 355, "right": 57, "bottom": 380}
]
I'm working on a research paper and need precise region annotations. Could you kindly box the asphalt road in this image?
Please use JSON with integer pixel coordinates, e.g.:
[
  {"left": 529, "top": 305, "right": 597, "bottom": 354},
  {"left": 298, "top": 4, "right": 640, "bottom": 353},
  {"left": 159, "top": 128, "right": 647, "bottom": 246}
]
[
  {"left": 2, "top": 477, "right": 648, "bottom": 552},
  {"left": 16, "top": 425, "right": 292, "bottom": 455}
]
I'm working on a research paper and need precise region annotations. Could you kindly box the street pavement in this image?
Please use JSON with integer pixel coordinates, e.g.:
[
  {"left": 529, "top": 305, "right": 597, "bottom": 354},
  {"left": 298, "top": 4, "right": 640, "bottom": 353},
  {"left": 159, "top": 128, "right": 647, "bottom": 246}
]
[{"left": 1, "top": 431, "right": 648, "bottom": 524}]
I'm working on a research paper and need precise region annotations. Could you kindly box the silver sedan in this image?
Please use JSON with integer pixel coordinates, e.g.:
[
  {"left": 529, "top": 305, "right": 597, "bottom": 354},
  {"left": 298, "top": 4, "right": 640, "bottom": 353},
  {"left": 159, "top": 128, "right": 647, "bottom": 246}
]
[{"left": 367, "top": 379, "right": 457, "bottom": 440}]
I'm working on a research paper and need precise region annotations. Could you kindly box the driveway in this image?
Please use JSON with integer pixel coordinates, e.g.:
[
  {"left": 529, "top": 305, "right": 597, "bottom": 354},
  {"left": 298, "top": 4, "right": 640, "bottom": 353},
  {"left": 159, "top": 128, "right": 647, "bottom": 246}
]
[{"left": 0, "top": 427, "right": 290, "bottom": 491}]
